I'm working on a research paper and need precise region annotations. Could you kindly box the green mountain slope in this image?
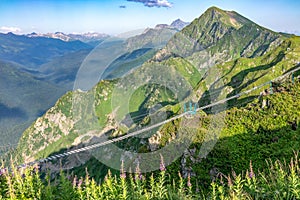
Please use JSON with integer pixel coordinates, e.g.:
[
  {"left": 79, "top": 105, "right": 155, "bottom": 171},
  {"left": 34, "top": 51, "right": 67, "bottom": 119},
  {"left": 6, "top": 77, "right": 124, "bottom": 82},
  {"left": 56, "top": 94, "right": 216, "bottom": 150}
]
[
  {"left": 101, "top": 48, "right": 157, "bottom": 79},
  {"left": 67, "top": 74, "right": 300, "bottom": 186},
  {"left": 14, "top": 7, "right": 300, "bottom": 181},
  {"left": 184, "top": 79, "right": 300, "bottom": 186},
  {"left": 126, "top": 27, "right": 177, "bottom": 50}
]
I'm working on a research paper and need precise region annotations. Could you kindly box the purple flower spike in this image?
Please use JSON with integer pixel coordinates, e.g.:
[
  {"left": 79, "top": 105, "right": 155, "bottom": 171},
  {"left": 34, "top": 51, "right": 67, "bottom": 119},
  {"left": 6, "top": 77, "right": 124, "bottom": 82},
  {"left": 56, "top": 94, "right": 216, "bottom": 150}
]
[
  {"left": 249, "top": 171, "right": 254, "bottom": 179},
  {"left": 139, "top": 173, "right": 144, "bottom": 181},
  {"left": 134, "top": 173, "right": 143, "bottom": 181},
  {"left": 120, "top": 172, "right": 126, "bottom": 179},
  {"left": 73, "top": 176, "right": 77, "bottom": 187},
  {"left": 78, "top": 178, "right": 83, "bottom": 188},
  {"left": 134, "top": 162, "right": 143, "bottom": 181},
  {"left": 135, "top": 162, "right": 140, "bottom": 174},
  {"left": 160, "top": 154, "right": 166, "bottom": 171},
  {"left": 187, "top": 174, "right": 192, "bottom": 187},
  {"left": 120, "top": 160, "right": 126, "bottom": 179},
  {"left": 227, "top": 175, "right": 233, "bottom": 187},
  {"left": 249, "top": 160, "right": 255, "bottom": 179}
]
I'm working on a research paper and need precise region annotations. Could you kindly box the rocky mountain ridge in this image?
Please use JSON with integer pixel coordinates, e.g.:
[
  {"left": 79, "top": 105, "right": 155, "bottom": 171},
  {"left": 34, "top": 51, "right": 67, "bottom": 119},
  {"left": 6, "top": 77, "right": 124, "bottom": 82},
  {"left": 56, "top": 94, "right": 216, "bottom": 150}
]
[{"left": 27, "top": 32, "right": 109, "bottom": 42}]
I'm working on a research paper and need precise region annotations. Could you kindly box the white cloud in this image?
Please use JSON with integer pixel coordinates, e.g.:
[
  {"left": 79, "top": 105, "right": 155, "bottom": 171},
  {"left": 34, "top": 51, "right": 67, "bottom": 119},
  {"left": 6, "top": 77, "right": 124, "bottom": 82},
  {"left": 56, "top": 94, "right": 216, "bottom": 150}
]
[
  {"left": 127, "top": 0, "right": 172, "bottom": 8},
  {"left": 0, "top": 26, "right": 21, "bottom": 33}
]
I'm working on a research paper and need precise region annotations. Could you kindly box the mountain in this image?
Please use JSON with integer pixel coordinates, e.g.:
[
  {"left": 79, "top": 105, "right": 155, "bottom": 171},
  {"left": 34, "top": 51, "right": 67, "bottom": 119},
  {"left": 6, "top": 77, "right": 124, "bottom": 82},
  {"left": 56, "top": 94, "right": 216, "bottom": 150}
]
[
  {"left": 170, "top": 19, "right": 190, "bottom": 30},
  {"left": 0, "top": 17, "right": 182, "bottom": 151},
  {"left": 37, "top": 27, "right": 177, "bottom": 89},
  {"left": 126, "top": 25, "right": 178, "bottom": 50},
  {"left": 95, "top": 24, "right": 181, "bottom": 80},
  {"left": 0, "top": 60, "right": 65, "bottom": 147},
  {"left": 153, "top": 6, "right": 284, "bottom": 63},
  {"left": 0, "top": 33, "right": 93, "bottom": 148},
  {"left": 27, "top": 32, "right": 109, "bottom": 44},
  {"left": 27, "top": 32, "right": 72, "bottom": 42},
  {"left": 0, "top": 33, "right": 95, "bottom": 141},
  {"left": 101, "top": 48, "right": 157, "bottom": 79},
  {"left": 154, "top": 24, "right": 170, "bottom": 29},
  {"left": 0, "top": 32, "right": 92, "bottom": 69},
  {"left": 13, "top": 7, "right": 300, "bottom": 181},
  {"left": 153, "top": 19, "right": 189, "bottom": 31},
  {"left": 68, "top": 32, "right": 110, "bottom": 46},
  {"left": 26, "top": 19, "right": 185, "bottom": 90},
  {"left": 37, "top": 49, "right": 92, "bottom": 90}
]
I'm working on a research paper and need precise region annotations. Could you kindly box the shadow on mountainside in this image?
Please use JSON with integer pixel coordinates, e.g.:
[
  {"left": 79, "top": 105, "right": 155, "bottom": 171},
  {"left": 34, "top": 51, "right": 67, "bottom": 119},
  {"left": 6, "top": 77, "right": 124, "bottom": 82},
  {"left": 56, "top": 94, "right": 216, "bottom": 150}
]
[
  {"left": 0, "top": 103, "right": 27, "bottom": 120},
  {"left": 198, "top": 50, "right": 287, "bottom": 113}
]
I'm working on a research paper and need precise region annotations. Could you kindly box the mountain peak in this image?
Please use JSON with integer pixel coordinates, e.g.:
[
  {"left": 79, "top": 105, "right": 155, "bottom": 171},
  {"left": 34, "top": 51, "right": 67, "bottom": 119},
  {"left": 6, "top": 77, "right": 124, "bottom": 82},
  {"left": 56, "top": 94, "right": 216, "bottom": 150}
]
[
  {"left": 155, "top": 24, "right": 170, "bottom": 29},
  {"left": 170, "top": 19, "right": 189, "bottom": 30},
  {"left": 203, "top": 6, "right": 252, "bottom": 28},
  {"left": 175, "top": 7, "right": 252, "bottom": 48},
  {"left": 153, "top": 6, "right": 281, "bottom": 62},
  {"left": 206, "top": 6, "right": 225, "bottom": 13},
  {"left": 205, "top": 6, "right": 237, "bottom": 15}
]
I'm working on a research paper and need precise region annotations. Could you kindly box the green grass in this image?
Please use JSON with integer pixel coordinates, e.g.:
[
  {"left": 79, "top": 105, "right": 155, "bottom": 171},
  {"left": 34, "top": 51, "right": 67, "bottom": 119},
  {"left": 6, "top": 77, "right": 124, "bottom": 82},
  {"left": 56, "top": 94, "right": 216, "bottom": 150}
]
[
  {"left": 163, "top": 58, "right": 202, "bottom": 88},
  {"left": 1, "top": 154, "right": 299, "bottom": 199},
  {"left": 186, "top": 80, "right": 300, "bottom": 187},
  {"left": 94, "top": 83, "right": 114, "bottom": 127}
]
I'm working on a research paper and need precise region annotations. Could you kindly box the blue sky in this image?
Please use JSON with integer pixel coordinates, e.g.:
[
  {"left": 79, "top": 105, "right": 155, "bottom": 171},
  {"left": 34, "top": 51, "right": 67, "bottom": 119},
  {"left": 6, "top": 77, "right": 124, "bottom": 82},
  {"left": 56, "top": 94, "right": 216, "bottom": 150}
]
[{"left": 0, "top": 0, "right": 299, "bottom": 35}]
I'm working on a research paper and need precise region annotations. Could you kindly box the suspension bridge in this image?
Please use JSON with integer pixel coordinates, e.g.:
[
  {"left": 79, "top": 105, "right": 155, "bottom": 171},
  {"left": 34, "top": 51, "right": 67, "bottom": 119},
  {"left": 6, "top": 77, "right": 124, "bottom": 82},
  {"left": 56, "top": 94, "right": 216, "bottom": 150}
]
[{"left": 3, "top": 65, "right": 300, "bottom": 169}]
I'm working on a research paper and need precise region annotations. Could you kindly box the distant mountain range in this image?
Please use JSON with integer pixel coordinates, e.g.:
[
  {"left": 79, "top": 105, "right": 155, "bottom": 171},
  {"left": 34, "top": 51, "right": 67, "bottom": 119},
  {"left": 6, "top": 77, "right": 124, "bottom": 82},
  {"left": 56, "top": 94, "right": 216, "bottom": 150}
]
[
  {"left": 27, "top": 32, "right": 109, "bottom": 42},
  {"left": 0, "top": 32, "right": 92, "bottom": 69},
  {"left": 24, "top": 18, "right": 188, "bottom": 43},
  {"left": 0, "top": 18, "right": 189, "bottom": 70}
]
